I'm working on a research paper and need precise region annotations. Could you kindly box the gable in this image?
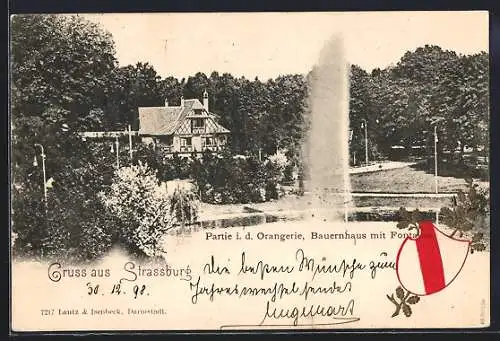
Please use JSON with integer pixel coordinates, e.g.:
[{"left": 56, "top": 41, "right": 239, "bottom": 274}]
[{"left": 185, "top": 109, "right": 209, "bottom": 118}]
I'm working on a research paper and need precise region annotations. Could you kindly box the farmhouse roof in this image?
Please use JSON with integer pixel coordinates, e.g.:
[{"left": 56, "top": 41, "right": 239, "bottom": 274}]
[
  {"left": 138, "top": 99, "right": 229, "bottom": 136},
  {"left": 208, "top": 113, "right": 230, "bottom": 134}
]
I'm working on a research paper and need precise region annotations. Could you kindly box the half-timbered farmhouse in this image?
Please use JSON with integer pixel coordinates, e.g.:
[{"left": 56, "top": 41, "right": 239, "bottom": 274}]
[{"left": 138, "top": 91, "right": 230, "bottom": 157}]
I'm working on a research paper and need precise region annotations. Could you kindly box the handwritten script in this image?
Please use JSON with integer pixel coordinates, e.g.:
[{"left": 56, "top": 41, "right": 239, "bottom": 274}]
[{"left": 189, "top": 248, "right": 395, "bottom": 326}]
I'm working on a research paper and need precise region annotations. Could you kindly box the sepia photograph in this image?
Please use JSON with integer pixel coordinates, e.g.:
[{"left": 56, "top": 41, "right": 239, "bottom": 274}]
[{"left": 10, "top": 11, "right": 490, "bottom": 332}]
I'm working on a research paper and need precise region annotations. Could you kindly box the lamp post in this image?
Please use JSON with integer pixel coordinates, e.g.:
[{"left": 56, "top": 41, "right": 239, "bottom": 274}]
[
  {"left": 114, "top": 136, "right": 120, "bottom": 169},
  {"left": 33, "top": 143, "right": 48, "bottom": 210},
  {"left": 361, "top": 119, "right": 368, "bottom": 166},
  {"left": 128, "top": 124, "right": 133, "bottom": 161},
  {"left": 430, "top": 117, "right": 445, "bottom": 194}
]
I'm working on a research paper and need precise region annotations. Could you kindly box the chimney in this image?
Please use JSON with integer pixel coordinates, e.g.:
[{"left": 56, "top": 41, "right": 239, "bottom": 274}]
[
  {"left": 164, "top": 97, "right": 169, "bottom": 107},
  {"left": 180, "top": 96, "right": 184, "bottom": 108},
  {"left": 203, "top": 90, "right": 209, "bottom": 111}
]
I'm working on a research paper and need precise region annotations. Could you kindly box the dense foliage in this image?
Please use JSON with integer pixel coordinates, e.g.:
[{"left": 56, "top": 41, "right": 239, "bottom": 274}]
[
  {"left": 189, "top": 151, "right": 285, "bottom": 204},
  {"left": 11, "top": 14, "right": 119, "bottom": 261},
  {"left": 99, "top": 162, "right": 198, "bottom": 258}
]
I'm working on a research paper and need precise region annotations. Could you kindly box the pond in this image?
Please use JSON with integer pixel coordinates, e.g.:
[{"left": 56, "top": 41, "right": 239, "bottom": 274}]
[{"left": 167, "top": 208, "right": 438, "bottom": 237}]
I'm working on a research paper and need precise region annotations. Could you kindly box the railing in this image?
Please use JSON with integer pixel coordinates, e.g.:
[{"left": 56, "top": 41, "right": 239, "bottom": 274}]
[
  {"left": 160, "top": 145, "right": 227, "bottom": 154},
  {"left": 202, "top": 145, "right": 219, "bottom": 152},
  {"left": 79, "top": 131, "right": 139, "bottom": 138},
  {"left": 192, "top": 127, "right": 205, "bottom": 134}
]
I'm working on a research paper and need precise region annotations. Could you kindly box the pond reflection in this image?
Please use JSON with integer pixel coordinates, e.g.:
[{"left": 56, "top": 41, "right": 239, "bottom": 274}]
[{"left": 166, "top": 210, "right": 438, "bottom": 238}]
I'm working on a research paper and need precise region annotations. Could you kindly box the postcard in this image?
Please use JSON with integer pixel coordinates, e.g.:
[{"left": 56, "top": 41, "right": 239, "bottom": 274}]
[{"left": 10, "top": 11, "right": 490, "bottom": 332}]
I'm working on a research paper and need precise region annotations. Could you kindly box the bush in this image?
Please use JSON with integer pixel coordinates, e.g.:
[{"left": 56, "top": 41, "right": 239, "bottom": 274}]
[
  {"left": 170, "top": 186, "right": 199, "bottom": 225},
  {"left": 267, "top": 152, "right": 288, "bottom": 183},
  {"left": 162, "top": 153, "right": 193, "bottom": 181},
  {"left": 77, "top": 219, "right": 115, "bottom": 261},
  {"left": 191, "top": 151, "right": 281, "bottom": 204},
  {"left": 43, "top": 197, "right": 115, "bottom": 262},
  {"left": 11, "top": 148, "right": 116, "bottom": 262},
  {"left": 134, "top": 143, "right": 164, "bottom": 175},
  {"left": 12, "top": 191, "right": 115, "bottom": 263},
  {"left": 99, "top": 162, "right": 199, "bottom": 257},
  {"left": 11, "top": 185, "right": 47, "bottom": 259},
  {"left": 283, "top": 163, "right": 296, "bottom": 184},
  {"left": 134, "top": 145, "right": 193, "bottom": 182}
]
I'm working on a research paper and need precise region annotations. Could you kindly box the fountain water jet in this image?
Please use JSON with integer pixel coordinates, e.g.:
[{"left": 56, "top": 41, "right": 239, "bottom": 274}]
[{"left": 303, "top": 34, "right": 353, "bottom": 222}]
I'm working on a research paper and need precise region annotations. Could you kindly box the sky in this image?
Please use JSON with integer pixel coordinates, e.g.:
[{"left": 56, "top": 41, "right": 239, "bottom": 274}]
[{"left": 82, "top": 11, "right": 488, "bottom": 81}]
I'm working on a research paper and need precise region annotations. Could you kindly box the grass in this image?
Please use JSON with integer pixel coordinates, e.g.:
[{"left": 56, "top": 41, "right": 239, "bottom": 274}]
[
  {"left": 352, "top": 196, "right": 453, "bottom": 208},
  {"left": 350, "top": 165, "right": 479, "bottom": 193}
]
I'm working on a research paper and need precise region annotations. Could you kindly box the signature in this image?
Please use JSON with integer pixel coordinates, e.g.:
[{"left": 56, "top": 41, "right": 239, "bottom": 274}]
[{"left": 259, "top": 299, "right": 359, "bottom": 326}]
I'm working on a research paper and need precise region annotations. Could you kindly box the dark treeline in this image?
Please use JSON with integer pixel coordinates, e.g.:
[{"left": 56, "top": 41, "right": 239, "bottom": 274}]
[
  {"left": 99, "top": 49, "right": 490, "bottom": 168},
  {"left": 90, "top": 48, "right": 490, "bottom": 166}
]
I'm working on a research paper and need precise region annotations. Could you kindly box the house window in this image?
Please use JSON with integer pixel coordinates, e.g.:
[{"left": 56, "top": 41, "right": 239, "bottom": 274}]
[
  {"left": 180, "top": 137, "right": 192, "bottom": 146},
  {"left": 193, "top": 118, "right": 205, "bottom": 128},
  {"left": 203, "top": 137, "right": 214, "bottom": 146},
  {"left": 219, "top": 135, "right": 227, "bottom": 145}
]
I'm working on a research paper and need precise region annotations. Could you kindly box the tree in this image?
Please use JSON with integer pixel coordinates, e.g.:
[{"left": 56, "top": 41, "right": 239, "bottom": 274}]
[
  {"left": 105, "top": 62, "right": 163, "bottom": 131},
  {"left": 209, "top": 73, "right": 245, "bottom": 152},
  {"left": 368, "top": 69, "right": 414, "bottom": 153},
  {"left": 11, "top": 14, "right": 118, "bottom": 189},
  {"left": 237, "top": 77, "right": 271, "bottom": 154},
  {"left": 434, "top": 52, "right": 489, "bottom": 157},
  {"left": 392, "top": 45, "right": 459, "bottom": 85},
  {"left": 264, "top": 75, "right": 307, "bottom": 158},
  {"left": 349, "top": 65, "right": 374, "bottom": 164},
  {"left": 183, "top": 72, "right": 210, "bottom": 99},
  {"left": 11, "top": 14, "right": 116, "bottom": 131},
  {"left": 386, "top": 45, "right": 488, "bottom": 163},
  {"left": 158, "top": 76, "right": 185, "bottom": 106},
  {"left": 364, "top": 44, "right": 489, "bottom": 164},
  {"left": 11, "top": 14, "right": 119, "bottom": 260}
]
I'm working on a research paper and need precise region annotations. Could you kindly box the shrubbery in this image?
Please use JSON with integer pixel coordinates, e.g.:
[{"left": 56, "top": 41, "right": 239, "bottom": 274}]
[
  {"left": 11, "top": 136, "right": 119, "bottom": 262},
  {"left": 12, "top": 168, "right": 116, "bottom": 262},
  {"left": 12, "top": 154, "right": 200, "bottom": 261},
  {"left": 11, "top": 187, "right": 50, "bottom": 259},
  {"left": 12, "top": 142, "right": 288, "bottom": 261},
  {"left": 135, "top": 145, "right": 292, "bottom": 205},
  {"left": 191, "top": 151, "right": 285, "bottom": 204},
  {"left": 169, "top": 186, "right": 199, "bottom": 225},
  {"left": 99, "top": 162, "right": 199, "bottom": 258},
  {"left": 135, "top": 144, "right": 192, "bottom": 181}
]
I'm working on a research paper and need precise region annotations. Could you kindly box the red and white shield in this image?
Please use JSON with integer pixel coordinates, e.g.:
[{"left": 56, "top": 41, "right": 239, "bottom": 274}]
[{"left": 396, "top": 220, "right": 471, "bottom": 296}]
